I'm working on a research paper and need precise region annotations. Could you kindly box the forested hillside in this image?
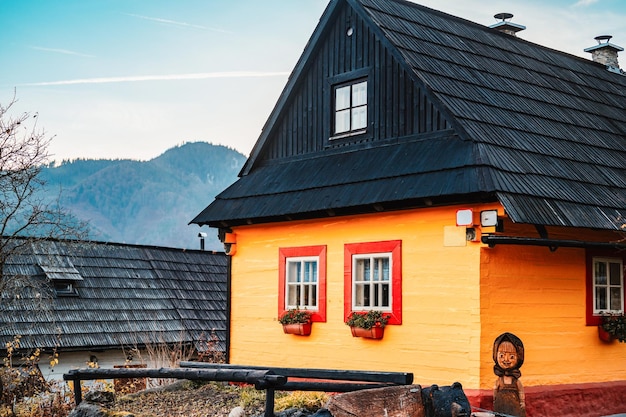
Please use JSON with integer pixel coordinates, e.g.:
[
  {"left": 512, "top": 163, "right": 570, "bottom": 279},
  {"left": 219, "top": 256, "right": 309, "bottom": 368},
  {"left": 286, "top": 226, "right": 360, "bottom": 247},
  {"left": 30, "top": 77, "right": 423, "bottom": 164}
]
[{"left": 40, "top": 142, "right": 245, "bottom": 250}]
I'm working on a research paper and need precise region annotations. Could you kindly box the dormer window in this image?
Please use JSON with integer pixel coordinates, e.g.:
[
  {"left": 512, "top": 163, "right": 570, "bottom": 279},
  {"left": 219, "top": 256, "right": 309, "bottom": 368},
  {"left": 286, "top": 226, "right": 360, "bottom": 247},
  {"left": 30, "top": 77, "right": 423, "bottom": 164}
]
[
  {"left": 333, "top": 79, "right": 367, "bottom": 136},
  {"left": 37, "top": 261, "right": 83, "bottom": 298},
  {"left": 53, "top": 281, "right": 79, "bottom": 296}
]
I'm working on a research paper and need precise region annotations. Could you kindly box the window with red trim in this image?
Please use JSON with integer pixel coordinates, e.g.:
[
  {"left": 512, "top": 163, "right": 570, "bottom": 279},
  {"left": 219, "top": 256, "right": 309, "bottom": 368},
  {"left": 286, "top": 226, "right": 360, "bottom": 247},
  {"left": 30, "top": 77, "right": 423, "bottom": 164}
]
[
  {"left": 278, "top": 245, "right": 327, "bottom": 322},
  {"left": 586, "top": 251, "right": 625, "bottom": 326},
  {"left": 344, "top": 240, "right": 402, "bottom": 325}
]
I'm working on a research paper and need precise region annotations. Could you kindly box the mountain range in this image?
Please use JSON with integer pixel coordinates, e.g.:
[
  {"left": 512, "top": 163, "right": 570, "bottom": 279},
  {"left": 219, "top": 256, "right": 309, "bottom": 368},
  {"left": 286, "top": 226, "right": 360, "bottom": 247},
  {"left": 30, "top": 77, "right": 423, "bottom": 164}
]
[{"left": 40, "top": 142, "right": 246, "bottom": 250}]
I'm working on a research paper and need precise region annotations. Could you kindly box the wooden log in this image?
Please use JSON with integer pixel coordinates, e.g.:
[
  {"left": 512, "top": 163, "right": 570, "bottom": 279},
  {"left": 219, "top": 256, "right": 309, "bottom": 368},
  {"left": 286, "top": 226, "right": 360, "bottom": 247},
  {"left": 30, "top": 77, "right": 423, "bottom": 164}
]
[
  {"left": 63, "top": 367, "right": 287, "bottom": 405},
  {"left": 63, "top": 367, "right": 285, "bottom": 386},
  {"left": 326, "top": 384, "right": 426, "bottom": 417},
  {"left": 179, "top": 362, "right": 414, "bottom": 385}
]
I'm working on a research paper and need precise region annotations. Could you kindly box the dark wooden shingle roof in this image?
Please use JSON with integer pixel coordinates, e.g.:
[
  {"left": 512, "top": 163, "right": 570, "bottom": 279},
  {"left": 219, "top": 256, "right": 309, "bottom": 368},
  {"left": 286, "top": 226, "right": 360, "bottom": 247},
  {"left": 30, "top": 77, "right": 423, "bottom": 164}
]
[
  {"left": 1, "top": 239, "right": 228, "bottom": 352},
  {"left": 192, "top": 0, "right": 626, "bottom": 231}
]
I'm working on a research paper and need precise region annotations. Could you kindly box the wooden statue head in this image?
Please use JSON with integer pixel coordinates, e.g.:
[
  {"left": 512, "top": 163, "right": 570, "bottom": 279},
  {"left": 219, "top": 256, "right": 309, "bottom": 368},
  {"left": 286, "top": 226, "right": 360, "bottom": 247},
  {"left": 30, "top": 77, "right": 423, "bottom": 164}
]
[{"left": 492, "top": 332, "right": 524, "bottom": 377}]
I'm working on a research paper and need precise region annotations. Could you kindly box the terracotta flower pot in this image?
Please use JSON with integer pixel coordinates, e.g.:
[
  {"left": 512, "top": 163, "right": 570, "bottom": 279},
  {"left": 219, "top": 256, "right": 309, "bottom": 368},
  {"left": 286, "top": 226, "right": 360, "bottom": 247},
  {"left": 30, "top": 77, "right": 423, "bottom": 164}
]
[
  {"left": 282, "top": 322, "right": 312, "bottom": 336},
  {"left": 350, "top": 325, "right": 384, "bottom": 339},
  {"left": 598, "top": 325, "right": 614, "bottom": 343}
]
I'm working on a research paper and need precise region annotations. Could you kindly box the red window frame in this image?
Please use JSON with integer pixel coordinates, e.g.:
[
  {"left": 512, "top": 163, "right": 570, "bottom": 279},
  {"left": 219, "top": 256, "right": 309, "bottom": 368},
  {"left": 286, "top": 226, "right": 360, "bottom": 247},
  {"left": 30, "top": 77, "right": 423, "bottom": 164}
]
[
  {"left": 278, "top": 245, "right": 327, "bottom": 323},
  {"left": 344, "top": 240, "right": 402, "bottom": 325},
  {"left": 586, "top": 250, "right": 625, "bottom": 326}
]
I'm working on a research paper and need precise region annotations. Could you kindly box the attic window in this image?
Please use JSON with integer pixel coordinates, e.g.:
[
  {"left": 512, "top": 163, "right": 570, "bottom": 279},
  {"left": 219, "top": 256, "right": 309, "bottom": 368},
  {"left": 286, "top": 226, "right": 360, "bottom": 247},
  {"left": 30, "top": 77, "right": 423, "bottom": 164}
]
[
  {"left": 333, "top": 79, "right": 367, "bottom": 136},
  {"left": 53, "top": 281, "right": 79, "bottom": 296},
  {"left": 37, "top": 263, "right": 83, "bottom": 297}
]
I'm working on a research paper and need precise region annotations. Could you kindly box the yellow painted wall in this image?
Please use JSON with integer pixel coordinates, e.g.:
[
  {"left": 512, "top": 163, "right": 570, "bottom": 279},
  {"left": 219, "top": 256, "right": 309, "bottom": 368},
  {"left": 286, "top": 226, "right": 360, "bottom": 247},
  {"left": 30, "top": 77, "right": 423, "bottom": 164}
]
[
  {"left": 227, "top": 206, "right": 626, "bottom": 391},
  {"left": 479, "top": 223, "right": 626, "bottom": 389},
  {"left": 228, "top": 204, "right": 499, "bottom": 388}
]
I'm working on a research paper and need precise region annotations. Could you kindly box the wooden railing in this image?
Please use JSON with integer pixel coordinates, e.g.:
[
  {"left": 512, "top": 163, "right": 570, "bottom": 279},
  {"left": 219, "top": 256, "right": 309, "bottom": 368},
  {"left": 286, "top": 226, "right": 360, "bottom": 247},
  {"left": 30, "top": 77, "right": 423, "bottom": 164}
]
[{"left": 64, "top": 364, "right": 413, "bottom": 417}]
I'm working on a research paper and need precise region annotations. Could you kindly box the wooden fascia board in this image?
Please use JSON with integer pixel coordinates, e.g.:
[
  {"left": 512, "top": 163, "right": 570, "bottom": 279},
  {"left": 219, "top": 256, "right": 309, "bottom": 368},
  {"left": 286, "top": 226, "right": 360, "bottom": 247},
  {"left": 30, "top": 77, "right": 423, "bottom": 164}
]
[
  {"left": 346, "top": 0, "right": 474, "bottom": 145},
  {"left": 240, "top": 0, "right": 345, "bottom": 176}
]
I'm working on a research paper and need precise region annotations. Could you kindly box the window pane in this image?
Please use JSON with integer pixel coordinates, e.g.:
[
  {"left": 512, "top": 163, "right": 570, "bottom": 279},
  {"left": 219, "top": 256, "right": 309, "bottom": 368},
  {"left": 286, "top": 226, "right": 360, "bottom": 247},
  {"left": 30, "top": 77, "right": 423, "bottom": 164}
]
[
  {"left": 335, "top": 110, "right": 350, "bottom": 134},
  {"left": 352, "top": 106, "right": 367, "bottom": 130},
  {"left": 381, "top": 257, "right": 389, "bottom": 281},
  {"left": 287, "top": 261, "right": 300, "bottom": 282},
  {"left": 355, "top": 284, "right": 364, "bottom": 307},
  {"left": 596, "top": 287, "right": 607, "bottom": 311},
  {"left": 610, "top": 287, "right": 622, "bottom": 311},
  {"left": 287, "top": 284, "right": 298, "bottom": 306},
  {"left": 304, "top": 261, "right": 317, "bottom": 283},
  {"left": 609, "top": 262, "right": 621, "bottom": 286},
  {"left": 310, "top": 286, "right": 317, "bottom": 307},
  {"left": 362, "top": 259, "right": 371, "bottom": 281},
  {"left": 381, "top": 283, "right": 389, "bottom": 307},
  {"left": 336, "top": 86, "right": 351, "bottom": 110},
  {"left": 363, "top": 284, "right": 371, "bottom": 306},
  {"left": 352, "top": 81, "right": 367, "bottom": 106},
  {"left": 595, "top": 261, "right": 607, "bottom": 285}
]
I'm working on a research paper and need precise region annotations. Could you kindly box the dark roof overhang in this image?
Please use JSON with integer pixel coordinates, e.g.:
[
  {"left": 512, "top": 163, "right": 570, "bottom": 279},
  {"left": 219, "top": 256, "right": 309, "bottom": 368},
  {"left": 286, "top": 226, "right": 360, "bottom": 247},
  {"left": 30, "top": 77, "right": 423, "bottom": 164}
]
[
  {"left": 201, "top": 192, "right": 499, "bottom": 229},
  {"left": 482, "top": 235, "right": 626, "bottom": 252}
]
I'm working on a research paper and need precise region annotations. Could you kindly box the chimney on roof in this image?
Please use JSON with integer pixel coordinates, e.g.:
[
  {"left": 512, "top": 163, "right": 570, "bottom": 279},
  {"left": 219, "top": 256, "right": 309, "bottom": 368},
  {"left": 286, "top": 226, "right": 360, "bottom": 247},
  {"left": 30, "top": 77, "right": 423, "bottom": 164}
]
[
  {"left": 489, "top": 13, "right": 526, "bottom": 36},
  {"left": 584, "top": 35, "right": 623, "bottom": 71}
]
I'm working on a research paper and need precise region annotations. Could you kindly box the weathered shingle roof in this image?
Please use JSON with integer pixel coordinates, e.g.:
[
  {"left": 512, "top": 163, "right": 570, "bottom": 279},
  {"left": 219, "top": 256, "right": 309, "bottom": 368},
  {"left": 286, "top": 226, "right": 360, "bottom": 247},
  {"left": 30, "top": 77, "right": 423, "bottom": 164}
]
[
  {"left": 1, "top": 239, "right": 228, "bottom": 352},
  {"left": 192, "top": 0, "right": 626, "bottom": 231}
]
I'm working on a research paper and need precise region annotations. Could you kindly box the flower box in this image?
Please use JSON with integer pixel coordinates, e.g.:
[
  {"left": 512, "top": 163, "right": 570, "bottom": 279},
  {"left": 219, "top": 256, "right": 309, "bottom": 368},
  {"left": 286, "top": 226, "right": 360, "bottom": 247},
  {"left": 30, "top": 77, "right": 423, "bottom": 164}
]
[
  {"left": 282, "top": 322, "right": 312, "bottom": 336},
  {"left": 598, "top": 325, "right": 614, "bottom": 343},
  {"left": 350, "top": 325, "right": 384, "bottom": 339}
]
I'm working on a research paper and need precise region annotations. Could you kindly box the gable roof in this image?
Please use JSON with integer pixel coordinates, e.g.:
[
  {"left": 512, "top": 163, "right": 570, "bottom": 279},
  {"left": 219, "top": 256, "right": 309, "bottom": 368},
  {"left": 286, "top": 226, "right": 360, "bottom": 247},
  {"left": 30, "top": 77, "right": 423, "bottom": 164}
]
[
  {"left": 1, "top": 239, "right": 228, "bottom": 352},
  {"left": 191, "top": 0, "right": 626, "bottom": 231}
]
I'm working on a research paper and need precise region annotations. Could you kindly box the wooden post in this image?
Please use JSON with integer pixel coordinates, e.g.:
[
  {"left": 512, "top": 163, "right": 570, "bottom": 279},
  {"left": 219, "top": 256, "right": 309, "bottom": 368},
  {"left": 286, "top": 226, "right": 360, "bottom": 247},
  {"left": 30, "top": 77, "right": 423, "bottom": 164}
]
[
  {"left": 71, "top": 377, "right": 82, "bottom": 405},
  {"left": 264, "top": 388, "right": 276, "bottom": 417}
]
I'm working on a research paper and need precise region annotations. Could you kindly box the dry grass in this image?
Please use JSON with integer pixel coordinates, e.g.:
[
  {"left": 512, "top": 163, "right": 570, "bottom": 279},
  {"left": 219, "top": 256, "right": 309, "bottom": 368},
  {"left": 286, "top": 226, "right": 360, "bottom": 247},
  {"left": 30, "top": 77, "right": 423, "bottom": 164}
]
[{"left": 107, "top": 381, "right": 328, "bottom": 417}]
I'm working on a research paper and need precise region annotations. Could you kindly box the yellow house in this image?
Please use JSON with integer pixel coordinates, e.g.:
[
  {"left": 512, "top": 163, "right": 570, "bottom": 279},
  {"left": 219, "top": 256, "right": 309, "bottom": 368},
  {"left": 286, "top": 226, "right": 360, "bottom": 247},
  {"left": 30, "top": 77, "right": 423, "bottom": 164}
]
[{"left": 192, "top": 0, "right": 626, "bottom": 415}]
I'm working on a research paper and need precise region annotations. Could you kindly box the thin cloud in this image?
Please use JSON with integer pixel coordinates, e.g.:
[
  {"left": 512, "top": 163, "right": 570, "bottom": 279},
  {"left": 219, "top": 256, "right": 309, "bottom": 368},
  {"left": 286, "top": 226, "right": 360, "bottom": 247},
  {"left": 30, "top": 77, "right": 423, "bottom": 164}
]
[
  {"left": 20, "top": 71, "right": 290, "bottom": 86},
  {"left": 573, "top": 0, "right": 599, "bottom": 6},
  {"left": 30, "top": 46, "right": 95, "bottom": 58},
  {"left": 124, "top": 13, "right": 231, "bottom": 33}
]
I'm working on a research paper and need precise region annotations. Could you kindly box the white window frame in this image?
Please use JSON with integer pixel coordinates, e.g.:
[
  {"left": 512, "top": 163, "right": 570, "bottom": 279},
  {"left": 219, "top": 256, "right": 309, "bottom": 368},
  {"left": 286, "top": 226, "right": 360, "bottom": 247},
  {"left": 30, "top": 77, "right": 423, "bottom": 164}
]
[
  {"left": 285, "top": 256, "right": 319, "bottom": 310},
  {"left": 593, "top": 257, "right": 624, "bottom": 315},
  {"left": 351, "top": 252, "right": 392, "bottom": 311},
  {"left": 333, "top": 79, "right": 368, "bottom": 136}
]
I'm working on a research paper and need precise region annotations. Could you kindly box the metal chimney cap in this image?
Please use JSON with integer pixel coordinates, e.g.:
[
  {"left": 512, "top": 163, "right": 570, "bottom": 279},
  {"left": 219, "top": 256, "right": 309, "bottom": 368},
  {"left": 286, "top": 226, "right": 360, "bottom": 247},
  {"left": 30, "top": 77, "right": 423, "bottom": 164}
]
[
  {"left": 494, "top": 13, "right": 514, "bottom": 21},
  {"left": 594, "top": 35, "right": 613, "bottom": 44},
  {"left": 489, "top": 12, "right": 526, "bottom": 34},
  {"left": 584, "top": 35, "right": 624, "bottom": 53}
]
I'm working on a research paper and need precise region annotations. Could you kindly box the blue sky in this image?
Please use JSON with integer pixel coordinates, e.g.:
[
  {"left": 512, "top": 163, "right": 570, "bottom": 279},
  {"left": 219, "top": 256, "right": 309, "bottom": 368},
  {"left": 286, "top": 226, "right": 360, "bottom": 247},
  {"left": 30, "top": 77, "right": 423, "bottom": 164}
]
[{"left": 1, "top": 0, "right": 624, "bottom": 162}]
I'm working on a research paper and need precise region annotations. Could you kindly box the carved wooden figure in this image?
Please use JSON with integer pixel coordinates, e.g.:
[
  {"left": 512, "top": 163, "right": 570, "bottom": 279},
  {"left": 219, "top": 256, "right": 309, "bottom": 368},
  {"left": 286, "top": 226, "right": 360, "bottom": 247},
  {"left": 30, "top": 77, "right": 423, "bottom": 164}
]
[{"left": 492, "top": 332, "right": 526, "bottom": 417}]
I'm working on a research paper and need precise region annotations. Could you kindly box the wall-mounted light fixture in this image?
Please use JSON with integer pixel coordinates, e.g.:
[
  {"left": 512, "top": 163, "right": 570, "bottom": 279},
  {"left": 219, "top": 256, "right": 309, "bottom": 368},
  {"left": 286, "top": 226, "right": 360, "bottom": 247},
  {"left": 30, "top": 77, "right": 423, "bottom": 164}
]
[
  {"left": 480, "top": 210, "right": 498, "bottom": 226},
  {"left": 456, "top": 208, "right": 474, "bottom": 226},
  {"left": 480, "top": 209, "right": 503, "bottom": 232}
]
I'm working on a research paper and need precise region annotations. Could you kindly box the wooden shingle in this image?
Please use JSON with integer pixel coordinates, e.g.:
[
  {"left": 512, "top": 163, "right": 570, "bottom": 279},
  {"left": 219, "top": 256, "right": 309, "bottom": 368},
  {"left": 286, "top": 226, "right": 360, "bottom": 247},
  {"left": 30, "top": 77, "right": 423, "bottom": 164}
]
[
  {"left": 0, "top": 239, "right": 227, "bottom": 353},
  {"left": 191, "top": 0, "right": 626, "bottom": 231}
]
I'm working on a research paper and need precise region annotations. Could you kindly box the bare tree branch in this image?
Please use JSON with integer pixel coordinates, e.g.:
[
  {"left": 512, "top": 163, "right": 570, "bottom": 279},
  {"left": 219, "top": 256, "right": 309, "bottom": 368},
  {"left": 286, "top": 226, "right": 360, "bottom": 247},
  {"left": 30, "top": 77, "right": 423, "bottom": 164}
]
[{"left": 0, "top": 93, "right": 89, "bottom": 317}]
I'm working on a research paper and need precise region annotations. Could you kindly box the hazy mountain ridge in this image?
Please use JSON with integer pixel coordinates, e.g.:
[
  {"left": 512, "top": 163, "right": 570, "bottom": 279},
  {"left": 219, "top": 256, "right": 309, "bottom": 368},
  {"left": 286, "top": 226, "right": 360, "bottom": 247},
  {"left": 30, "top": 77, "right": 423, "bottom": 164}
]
[{"left": 41, "top": 142, "right": 245, "bottom": 250}]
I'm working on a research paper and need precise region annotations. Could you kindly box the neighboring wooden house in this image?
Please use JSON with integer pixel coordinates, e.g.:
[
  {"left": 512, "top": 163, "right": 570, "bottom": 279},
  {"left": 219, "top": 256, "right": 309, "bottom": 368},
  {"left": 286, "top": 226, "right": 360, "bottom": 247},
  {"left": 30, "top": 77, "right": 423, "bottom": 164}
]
[
  {"left": 191, "top": 0, "right": 626, "bottom": 415},
  {"left": 0, "top": 239, "right": 227, "bottom": 380}
]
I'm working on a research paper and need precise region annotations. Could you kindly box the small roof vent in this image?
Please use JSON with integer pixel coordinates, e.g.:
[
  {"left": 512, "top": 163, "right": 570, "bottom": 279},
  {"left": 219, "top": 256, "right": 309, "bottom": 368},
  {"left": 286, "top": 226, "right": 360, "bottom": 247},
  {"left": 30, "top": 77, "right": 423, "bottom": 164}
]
[
  {"left": 584, "top": 35, "right": 623, "bottom": 72},
  {"left": 489, "top": 13, "right": 526, "bottom": 36}
]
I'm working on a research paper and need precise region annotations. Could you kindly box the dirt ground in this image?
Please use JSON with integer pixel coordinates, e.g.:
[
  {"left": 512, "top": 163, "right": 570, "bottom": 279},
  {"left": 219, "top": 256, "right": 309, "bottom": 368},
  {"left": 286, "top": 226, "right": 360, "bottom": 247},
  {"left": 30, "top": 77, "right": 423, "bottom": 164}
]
[{"left": 107, "top": 381, "right": 268, "bottom": 417}]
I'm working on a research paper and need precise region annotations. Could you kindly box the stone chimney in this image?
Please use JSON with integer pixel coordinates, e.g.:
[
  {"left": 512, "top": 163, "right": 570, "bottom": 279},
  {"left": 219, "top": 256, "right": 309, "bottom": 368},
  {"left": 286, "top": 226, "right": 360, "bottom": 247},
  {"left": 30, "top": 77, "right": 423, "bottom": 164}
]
[
  {"left": 584, "top": 35, "right": 623, "bottom": 71},
  {"left": 489, "top": 13, "right": 526, "bottom": 36}
]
